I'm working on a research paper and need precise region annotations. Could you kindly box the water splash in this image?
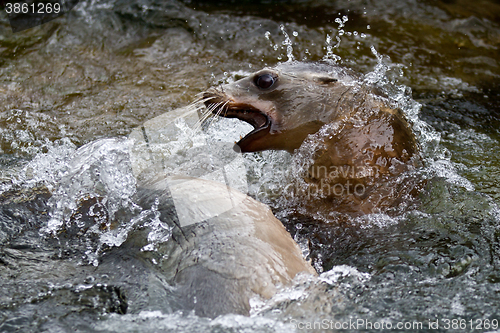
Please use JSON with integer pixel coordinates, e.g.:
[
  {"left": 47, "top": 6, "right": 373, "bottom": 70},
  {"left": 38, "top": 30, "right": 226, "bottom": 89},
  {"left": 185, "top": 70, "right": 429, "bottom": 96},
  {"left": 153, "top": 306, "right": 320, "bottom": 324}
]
[
  {"left": 3, "top": 138, "right": 77, "bottom": 193},
  {"left": 264, "top": 25, "right": 300, "bottom": 62},
  {"left": 324, "top": 15, "right": 348, "bottom": 63},
  {"left": 93, "top": 310, "right": 295, "bottom": 333},
  {"left": 12, "top": 138, "right": 165, "bottom": 265},
  {"left": 324, "top": 34, "right": 341, "bottom": 63},
  {"left": 279, "top": 24, "right": 295, "bottom": 62},
  {"left": 361, "top": 46, "right": 474, "bottom": 192},
  {"left": 44, "top": 138, "right": 137, "bottom": 235}
]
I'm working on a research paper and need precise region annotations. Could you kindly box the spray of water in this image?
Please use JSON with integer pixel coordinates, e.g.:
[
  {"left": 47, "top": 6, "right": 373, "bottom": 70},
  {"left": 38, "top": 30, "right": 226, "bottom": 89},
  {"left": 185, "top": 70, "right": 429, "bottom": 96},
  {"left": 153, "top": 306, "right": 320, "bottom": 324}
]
[
  {"left": 324, "top": 15, "right": 348, "bottom": 63},
  {"left": 279, "top": 24, "right": 295, "bottom": 62}
]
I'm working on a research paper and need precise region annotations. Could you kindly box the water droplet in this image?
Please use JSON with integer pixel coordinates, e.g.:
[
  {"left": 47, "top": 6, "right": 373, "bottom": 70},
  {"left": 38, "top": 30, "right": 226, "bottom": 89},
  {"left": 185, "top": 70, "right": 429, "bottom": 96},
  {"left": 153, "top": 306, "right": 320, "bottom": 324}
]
[
  {"left": 292, "top": 31, "right": 298, "bottom": 37},
  {"left": 84, "top": 276, "right": 95, "bottom": 284},
  {"left": 264, "top": 31, "right": 271, "bottom": 40},
  {"left": 279, "top": 24, "right": 295, "bottom": 62}
]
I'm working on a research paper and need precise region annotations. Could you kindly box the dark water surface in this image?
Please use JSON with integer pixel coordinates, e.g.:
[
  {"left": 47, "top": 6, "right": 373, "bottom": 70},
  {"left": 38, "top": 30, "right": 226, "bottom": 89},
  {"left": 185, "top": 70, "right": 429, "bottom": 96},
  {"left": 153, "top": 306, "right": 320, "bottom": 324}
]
[{"left": 1, "top": 0, "right": 500, "bottom": 332}]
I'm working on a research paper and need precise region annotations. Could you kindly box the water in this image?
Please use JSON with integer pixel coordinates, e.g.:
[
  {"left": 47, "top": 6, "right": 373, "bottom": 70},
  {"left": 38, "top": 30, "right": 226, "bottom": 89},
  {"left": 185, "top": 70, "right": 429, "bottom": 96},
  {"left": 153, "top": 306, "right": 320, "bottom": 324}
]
[{"left": 1, "top": 0, "right": 500, "bottom": 331}]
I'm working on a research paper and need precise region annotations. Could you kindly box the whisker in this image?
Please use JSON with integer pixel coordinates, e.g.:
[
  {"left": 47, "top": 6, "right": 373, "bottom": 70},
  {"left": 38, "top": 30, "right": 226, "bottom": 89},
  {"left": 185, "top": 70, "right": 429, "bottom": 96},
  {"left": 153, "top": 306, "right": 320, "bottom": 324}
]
[
  {"left": 193, "top": 100, "right": 223, "bottom": 132},
  {"left": 189, "top": 86, "right": 228, "bottom": 133},
  {"left": 194, "top": 110, "right": 213, "bottom": 132},
  {"left": 222, "top": 100, "right": 230, "bottom": 117},
  {"left": 208, "top": 101, "right": 225, "bottom": 128},
  {"left": 188, "top": 95, "right": 220, "bottom": 132}
]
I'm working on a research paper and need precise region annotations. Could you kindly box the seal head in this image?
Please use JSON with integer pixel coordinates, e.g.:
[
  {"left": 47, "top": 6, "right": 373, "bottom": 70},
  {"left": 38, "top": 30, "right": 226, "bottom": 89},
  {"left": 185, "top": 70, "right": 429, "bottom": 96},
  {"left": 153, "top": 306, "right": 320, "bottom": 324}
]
[{"left": 204, "top": 62, "right": 358, "bottom": 152}]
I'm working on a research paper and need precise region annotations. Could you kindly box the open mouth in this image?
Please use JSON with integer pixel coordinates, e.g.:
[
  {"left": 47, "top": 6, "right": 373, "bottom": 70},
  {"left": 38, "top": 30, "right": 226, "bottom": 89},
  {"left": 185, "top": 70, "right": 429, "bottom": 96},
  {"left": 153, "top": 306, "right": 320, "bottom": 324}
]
[{"left": 204, "top": 98, "right": 271, "bottom": 149}]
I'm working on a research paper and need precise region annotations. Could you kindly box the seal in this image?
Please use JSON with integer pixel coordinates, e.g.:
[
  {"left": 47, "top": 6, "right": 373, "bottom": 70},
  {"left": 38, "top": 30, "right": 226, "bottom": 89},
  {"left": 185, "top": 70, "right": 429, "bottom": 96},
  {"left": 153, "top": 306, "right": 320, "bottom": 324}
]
[
  {"left": 203, "top": 62, "right": 420, "bottom": 215},
  {"left": 135, "top": 173, "right": 316, "bottom": 318}
]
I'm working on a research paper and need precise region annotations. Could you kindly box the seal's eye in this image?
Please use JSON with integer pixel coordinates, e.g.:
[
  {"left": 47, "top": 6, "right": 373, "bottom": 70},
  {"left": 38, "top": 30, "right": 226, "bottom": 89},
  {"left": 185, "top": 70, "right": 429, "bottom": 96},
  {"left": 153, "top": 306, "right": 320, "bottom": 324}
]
[{"left": 254, "top": 73, "right": 276, "bottom": 90}]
